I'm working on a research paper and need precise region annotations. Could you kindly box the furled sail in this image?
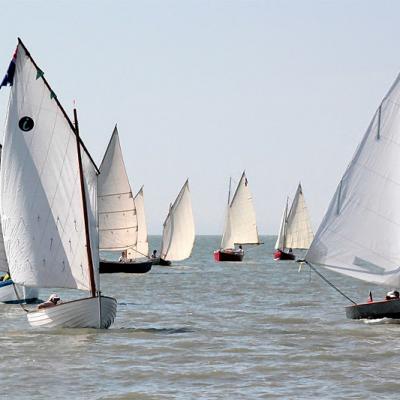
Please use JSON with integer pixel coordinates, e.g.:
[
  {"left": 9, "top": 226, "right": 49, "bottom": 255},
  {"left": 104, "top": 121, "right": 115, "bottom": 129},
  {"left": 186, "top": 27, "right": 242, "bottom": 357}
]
[
  {"left": 160, "top": 180, "right": 195, "bottom": 261},
  {"left": 98, "top": 127, "right": 138, "bottom": 253},
  {"left": 1, "top": 41, "right": 99, "bottom": 291},
  {"left": 221, "top": 172, "right": 260, "bottom": 249},
  {"left": 306, "top": 73, "right": 400, "bottom": 287},
  {"left": 284, "top": 184, "right": 313, "bottom": 249},
  {"left": 131, "top": 186, "right": 149, "bottom": 258}
]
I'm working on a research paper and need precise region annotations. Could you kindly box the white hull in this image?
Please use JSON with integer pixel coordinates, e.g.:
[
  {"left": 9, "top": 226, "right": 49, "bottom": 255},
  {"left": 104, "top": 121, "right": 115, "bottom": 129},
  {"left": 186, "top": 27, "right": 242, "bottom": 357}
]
[
  {"left": 27, "top": 296, "right": 117, "bottom": 329},
  {"left": 0, "top": 281, "right": 39, "bottom": 304}
]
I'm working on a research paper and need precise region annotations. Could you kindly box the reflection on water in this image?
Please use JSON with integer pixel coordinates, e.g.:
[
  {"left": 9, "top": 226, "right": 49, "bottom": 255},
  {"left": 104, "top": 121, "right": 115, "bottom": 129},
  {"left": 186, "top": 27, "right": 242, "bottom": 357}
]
[{"left": 1, "top": 236, "right": 400, "bottom": 399}]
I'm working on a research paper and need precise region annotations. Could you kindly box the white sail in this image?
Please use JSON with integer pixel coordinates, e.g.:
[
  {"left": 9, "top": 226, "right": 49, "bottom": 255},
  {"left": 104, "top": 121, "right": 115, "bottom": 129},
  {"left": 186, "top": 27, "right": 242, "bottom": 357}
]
[
  {"left": 284, "top": 184, "right": 313, "bottom": 249},
  {"left": 275, "top": 198, "right": 288, "bottom": 250},
  {"left": 160, "top": 180, "right": 195, "bottom": 261},
  {"left": 306, "top": 73, "right": 400, "bottom": 287},
  {"left": 0, "top": 146, "right": 8, "bottom": 272},
  {"left": 1, "top": 42, "right": 99, "bottom": 291},
  {"left": 98, "top": 127, "right": 138, "bottom": 252},
  {"left": 221, "top": 172, "right": 260, "bottom": 248},
  {"left": 132, "top": 187, "right": 149, "bottom": 257}
]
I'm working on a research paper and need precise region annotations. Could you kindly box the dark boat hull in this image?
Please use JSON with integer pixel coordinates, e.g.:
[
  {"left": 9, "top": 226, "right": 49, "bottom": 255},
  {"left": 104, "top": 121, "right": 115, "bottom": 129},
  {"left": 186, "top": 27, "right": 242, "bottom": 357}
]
[
  {"left": 151, "top": 258, "right": 172, "bottom": 266},
  {"left": 213, "top": 250, "right": 244, "bottom": 262},
  {"left": 99, "top": 260, "right": 152, "bottom": 274},
  {"left": 274, "top": 250, "right": 295, "bottom": 261},
  {"left": 346, "top": 299, "right": 400, "bottom": 320}
]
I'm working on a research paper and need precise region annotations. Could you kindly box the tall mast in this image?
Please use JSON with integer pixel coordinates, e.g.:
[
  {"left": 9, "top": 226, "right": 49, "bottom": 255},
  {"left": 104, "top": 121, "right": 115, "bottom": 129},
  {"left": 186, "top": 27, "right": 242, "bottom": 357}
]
[{"left": 74, "top": 108, "right": 97, "bottom": 297}]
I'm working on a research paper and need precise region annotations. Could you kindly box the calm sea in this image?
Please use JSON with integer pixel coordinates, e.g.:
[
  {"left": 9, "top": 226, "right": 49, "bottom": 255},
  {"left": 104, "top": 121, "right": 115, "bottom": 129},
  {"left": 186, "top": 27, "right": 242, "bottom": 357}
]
[{"left": 1, "top": 236, "right": 399, "bottom": 399}]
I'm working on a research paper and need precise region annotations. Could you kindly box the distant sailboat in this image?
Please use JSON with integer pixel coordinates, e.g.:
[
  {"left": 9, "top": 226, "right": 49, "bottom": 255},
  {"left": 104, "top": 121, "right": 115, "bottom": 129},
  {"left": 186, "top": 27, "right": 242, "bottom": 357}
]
[
  {"left": 153, "top": 180, "right": 195, "bottom": 266},
  {"left": 1, "top": 38, "right": 116, "bottom": 328},
  {"left": 214, "top": 172, "right": 261, "bottom": 262},
  {"left": 305, "top": 71, "right": 400, "bottom": 320},
  {"left": 132, "top": 186, "right": 149, "bottom": 258},
  {"left": 98, "top": 127, "right": 152, "bottom": 274},
  {"left": 0, "top": 146, "right": 38, "bottom": 303},
  {"left": 274, "top": 183, "right": 313, "bottom": 261}
]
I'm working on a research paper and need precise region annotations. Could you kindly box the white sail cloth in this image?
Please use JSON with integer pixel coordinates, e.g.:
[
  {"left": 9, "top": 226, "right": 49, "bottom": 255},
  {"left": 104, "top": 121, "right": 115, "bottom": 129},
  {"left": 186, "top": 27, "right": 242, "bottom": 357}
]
[
  {"left": 306, "top": 73, "right": 400, "bottom": 287},
  {"left": 160, "top": 180, "right": 195, "bottom": 261},
  {"left": 98, "top": 127, "right": 138, "bottom": 253},
  {"left": 221, "top": 172, "right": 260, "bottom": 249},
  {"left": 275, "top": 199, "right": 288, "bottom": 250},
  {"left": 277, "top": 184, "right": 313, "bottom": 250},
  {"left": 132, "top": 187, "right": 149, "bottom": 257},
  {"left": 1, "top": 43, "right": 99, "bottom": 291},
  {"left": 0, "top": 147, "right": 9, "bottom": 272}
]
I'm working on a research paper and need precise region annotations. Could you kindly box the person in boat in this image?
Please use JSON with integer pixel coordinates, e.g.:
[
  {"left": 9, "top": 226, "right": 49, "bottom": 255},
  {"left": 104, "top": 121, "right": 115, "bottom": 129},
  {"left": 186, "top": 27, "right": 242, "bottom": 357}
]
[
  {"left": 0, "top": 272, "right": 11, "bottom": 281},
  {"left": 288, "top": 248, "right": 293, "bottom": 254},
  {"left": 151, "top": 249, "right": 158, "bottom": 259},
  {"left": 236, "top": 245, "right": 244, "bottom": 254},
  {"left": 37, "top": 293, "right": 61, "bottom": 309},
  {"left": 385, "top": 290, "right": 400, "bottom": 300},
  {"left": 119, "top": 250, "right": 127, "bottom": 262}
]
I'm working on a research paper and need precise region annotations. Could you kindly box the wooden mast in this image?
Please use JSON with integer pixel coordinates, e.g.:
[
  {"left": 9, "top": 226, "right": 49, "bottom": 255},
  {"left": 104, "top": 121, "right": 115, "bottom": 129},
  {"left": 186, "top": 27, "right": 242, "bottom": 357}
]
[{"left": 74, "top": 108, "right": 97, "bottom": 297}]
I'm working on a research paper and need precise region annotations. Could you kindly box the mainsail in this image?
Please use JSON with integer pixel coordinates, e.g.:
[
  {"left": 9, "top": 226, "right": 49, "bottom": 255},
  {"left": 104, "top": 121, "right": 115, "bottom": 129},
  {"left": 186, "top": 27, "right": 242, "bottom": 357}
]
[
  {"left": 306, "top": 73, "right": 400, "bottom": 287},
  {"left": 220, "top": 172, "right": 260, "bottom": 249},
  {"left": 98, "top": 127, "right": 139, "bottom": 255},
  {"left": 160, "top": 180, "right": 195, "bottom": 261},
  {"left": 132, "top": 187, "right": 149, "bottom": 257},
  {"left": 1, "top": 40, "right": 99, "bottom": 291},
  {"left": 275, "top": 184, "right": 313, "bottom": 250},
  {"left": 275, "top": 198, "right": 289, "bottom": 250},
  {"left": 0, "top": 146, "right": 8, "bottom": 272}
]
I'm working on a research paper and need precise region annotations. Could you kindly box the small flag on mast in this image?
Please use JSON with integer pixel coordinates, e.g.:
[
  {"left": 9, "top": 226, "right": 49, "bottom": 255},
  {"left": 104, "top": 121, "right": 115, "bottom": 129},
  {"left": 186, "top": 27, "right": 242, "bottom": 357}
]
[{"left": 0, "top": 48, "right": 17, "bottom": 90}]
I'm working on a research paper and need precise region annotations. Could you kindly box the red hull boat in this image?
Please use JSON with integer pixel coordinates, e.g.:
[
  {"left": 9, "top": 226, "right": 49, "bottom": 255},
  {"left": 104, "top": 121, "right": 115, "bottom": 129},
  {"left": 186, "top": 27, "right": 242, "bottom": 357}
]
[
  {"left": 274, "top": 250, "right": 295, "bottom": 261},
  {"left": 214, "top": 249, "right": 244, "bottom": 262}
]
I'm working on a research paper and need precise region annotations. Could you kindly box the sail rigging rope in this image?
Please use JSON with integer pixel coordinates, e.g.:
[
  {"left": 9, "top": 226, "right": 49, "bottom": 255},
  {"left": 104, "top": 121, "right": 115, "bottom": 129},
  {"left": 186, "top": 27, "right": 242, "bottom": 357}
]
[
  {"left": 11, "top": 283, "right": 31, "bottom": 313},
  {"left": 305, "top": 261, "right": 357, "bottom": 305}
]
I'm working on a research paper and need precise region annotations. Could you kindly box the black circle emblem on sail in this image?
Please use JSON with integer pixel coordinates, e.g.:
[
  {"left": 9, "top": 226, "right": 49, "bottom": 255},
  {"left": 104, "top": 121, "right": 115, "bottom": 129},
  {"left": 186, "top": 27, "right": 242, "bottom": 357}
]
[{"left": 18, "top": 116, "right": 34, "bottom": 132}]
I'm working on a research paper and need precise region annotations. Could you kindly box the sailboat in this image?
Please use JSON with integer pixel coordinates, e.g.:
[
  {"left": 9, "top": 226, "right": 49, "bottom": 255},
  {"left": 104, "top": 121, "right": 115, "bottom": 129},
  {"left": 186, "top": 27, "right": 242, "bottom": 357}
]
[
  {"left": 98, "top": 127, "right": 152, "bottom": 274},
  {"left": 152, "top": 180, "right": 195, "bottom": 266},
  {"left": 1, "top": 38, "right": 116, "bottom": 328},
  {"left": 305, "top": 71, "right": 400, "bottom": 320},
  {"left": 214, "top": 172, "right": 261, "bottom": 262},
  {"left": 274, "top": 183, "right": 314, "bottom": 261}
]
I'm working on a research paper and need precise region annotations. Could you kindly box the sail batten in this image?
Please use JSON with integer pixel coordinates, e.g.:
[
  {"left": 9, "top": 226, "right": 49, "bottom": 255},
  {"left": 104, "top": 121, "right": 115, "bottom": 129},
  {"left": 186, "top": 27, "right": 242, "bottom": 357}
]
[
  {"left": 306, "top": 73, "right": 400, "bottom": 287},
  {"left": 221, "top": 172, "right": 260, "bottom": 249},
  {"left": 1, "top": 41, "right": 99, "bottom": 291},
  {"left": 160, "top": 180, "right": 195, "bottom": 261}
]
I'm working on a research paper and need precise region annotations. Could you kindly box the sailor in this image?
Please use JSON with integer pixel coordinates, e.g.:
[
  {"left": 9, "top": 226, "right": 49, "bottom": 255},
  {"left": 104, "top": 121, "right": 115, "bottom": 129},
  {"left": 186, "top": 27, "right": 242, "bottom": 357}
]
[
  {"left": 37, "top": 293, "right": 61, "bottom": 309},
  {"left": 119, "top": 250, "right": 127, "bottom": 262},
  {"left": 237, "top": 245, "right": 244, "bottom": 253},
  {"left": 385, "top": 290, "right": 400, "bottom": 300},
  {"left": 0, "top": 272, "right": 11, "bottom": 281},
  {"left": 151, "top": 249, "right": 158, "bottom": 259}
]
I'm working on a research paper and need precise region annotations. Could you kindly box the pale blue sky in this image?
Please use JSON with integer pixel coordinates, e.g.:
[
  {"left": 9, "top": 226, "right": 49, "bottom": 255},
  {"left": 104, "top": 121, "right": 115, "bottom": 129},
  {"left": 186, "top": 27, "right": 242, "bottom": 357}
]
[{"left": 0, "top": 0, "right": 399, "bottom": 234}]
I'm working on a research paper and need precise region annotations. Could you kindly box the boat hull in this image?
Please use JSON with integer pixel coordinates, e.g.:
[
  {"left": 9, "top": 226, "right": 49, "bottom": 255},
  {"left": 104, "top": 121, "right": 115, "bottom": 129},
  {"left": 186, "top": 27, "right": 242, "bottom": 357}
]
[
  {"left": 346, "top": 299, "right": 400, "bottom": 320},
  {"left": 99, "top": 260, "right": 152, "bottom": 274},
  {"left": 151, "top": 257, "right": 172, "bottom": 266},
  {"left": 27, "top": 295, "right": 117, "bottom": 329},
  {"left": 274, "top": 250, "right": 295, "bottom": 261},
  {"left": 213, "top": 250, "right": 244, "bottom": 262},
  {"left": 0, "top": 280, "right": 39, "bottom": 304}
]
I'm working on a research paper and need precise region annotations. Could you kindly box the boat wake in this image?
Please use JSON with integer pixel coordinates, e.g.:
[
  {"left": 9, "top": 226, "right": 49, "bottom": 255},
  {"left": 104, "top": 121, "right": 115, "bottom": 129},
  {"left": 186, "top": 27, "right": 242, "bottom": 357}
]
[{"left": 363, "top": 318, "right": 400, "bottom": 325}]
